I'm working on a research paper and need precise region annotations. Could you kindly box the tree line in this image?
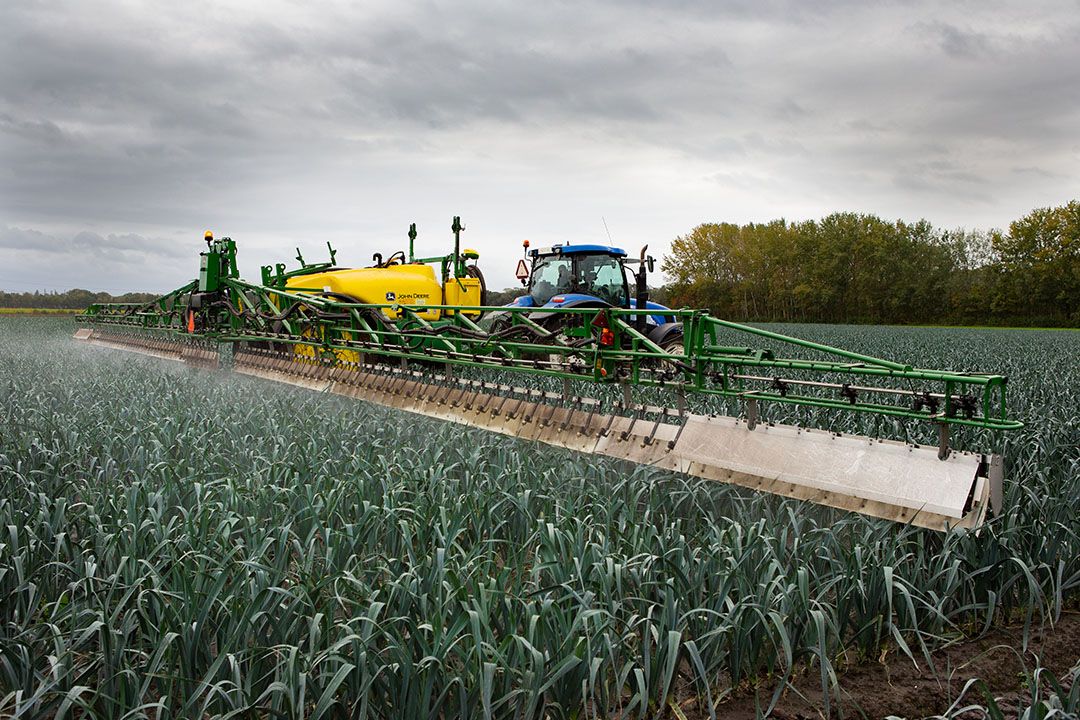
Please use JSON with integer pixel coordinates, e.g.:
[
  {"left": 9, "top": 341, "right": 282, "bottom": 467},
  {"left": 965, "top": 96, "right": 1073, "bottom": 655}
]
[
  {"left": 5, "top": 200, "right": 1076, "bottom": 327},
  {"left": 661, "top": 200, "right": 1079, "bottom": 327},
  {"left": 0, "top": 288, "right": 161, "bottom": 310}
]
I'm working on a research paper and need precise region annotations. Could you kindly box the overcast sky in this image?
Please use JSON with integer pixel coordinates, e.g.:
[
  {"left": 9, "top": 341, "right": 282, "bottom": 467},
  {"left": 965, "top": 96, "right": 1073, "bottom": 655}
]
[{"left": 2, "top": 0, "right": 1078, "bottom": 293}]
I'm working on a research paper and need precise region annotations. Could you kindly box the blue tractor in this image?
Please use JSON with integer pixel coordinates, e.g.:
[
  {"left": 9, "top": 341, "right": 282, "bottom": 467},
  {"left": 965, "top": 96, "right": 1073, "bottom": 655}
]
[{"left": 492, "top": 241, "right": 684, "bottom": 354}]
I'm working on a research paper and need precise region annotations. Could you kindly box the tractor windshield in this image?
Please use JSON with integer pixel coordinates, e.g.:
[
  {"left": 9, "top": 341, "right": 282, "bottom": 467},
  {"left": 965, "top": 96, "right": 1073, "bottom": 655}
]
[
  {"left": 529, "top": 256, "right": 573, "bottom": 305},
  {"left": 574, "top": 254, "right": 628, "bottom": 306},
  {"left": 529, "top": 252, "right": 629, "bottom": 306}
]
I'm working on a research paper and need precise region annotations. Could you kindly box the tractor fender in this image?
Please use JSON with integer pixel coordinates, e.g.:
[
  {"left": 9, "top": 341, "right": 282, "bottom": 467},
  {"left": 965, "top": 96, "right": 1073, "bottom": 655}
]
[
  {"left": 486, "top": 309, "right": 513, "bottom": 333},
  {"left": 628, "top": 299, "right": 675, "bottom": 326},
  {"left": 488, "top": 295, "right": 535, "bottom": 332},
  {"left": 528, "top": 298, "right": 611, "bottom": 325},
  {"left": 647, "top": 322, "right": 684, "bottom": 347}
]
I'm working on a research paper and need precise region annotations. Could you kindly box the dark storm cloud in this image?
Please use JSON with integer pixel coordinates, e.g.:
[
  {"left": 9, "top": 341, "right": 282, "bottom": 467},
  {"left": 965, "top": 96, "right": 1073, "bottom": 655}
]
[{"left": 1, "top": 0, "right": 1078, "bottom": 292}]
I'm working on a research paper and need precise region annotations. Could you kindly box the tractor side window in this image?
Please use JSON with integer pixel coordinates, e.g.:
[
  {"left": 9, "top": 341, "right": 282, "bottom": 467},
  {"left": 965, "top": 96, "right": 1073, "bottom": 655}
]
[
  {"left": 575, "top": 255, "right": 627, "bottom": 306},
  {"left": 529, "top": 256, "right": 573, "bottom": 305}
]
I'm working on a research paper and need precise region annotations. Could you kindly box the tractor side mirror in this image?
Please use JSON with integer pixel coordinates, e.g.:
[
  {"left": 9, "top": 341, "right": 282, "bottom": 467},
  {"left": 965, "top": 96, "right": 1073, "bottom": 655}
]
[{"left": 647, "top": 256, "right": 655, "bottom": 273}]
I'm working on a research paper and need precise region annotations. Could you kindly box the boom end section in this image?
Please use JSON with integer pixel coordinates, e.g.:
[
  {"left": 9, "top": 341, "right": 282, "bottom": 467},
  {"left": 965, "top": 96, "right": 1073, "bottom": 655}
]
[
  {"left": 73, "top": 328, "right": 221, "bottom": 369},
  {"left": 657, "top": 416, "right": 999, "bottom": 531}
]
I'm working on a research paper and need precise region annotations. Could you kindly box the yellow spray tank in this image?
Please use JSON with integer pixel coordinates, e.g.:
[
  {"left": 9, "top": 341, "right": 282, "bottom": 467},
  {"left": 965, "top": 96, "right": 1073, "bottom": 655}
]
[
  {"left": 287, "top": 263, "right": 446, "bottom": 321},
  {"left": 275, "top": 219, "right": 484, "bottom": 362},
  {"left": 282, "top": 219, "right": 483, "bottom": 321}
]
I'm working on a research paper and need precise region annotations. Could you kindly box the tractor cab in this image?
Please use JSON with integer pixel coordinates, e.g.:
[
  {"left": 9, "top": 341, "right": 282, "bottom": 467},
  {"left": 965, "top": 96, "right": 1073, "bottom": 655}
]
[
  {"left": 525, "top": 244, "right": 630, "bottom": 307},
  {"left": 500, "top": 241, "right": 683, "bottom": 350}
]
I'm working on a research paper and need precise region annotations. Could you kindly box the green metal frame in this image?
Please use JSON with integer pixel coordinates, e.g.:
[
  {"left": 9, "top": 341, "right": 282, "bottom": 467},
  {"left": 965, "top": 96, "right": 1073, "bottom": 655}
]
[{"left": 77, "top": 235, "right": 1023, "bottom": 434}]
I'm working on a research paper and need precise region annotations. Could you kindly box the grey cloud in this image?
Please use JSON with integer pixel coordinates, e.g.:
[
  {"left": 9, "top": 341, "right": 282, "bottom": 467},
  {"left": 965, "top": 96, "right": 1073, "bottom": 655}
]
[
  {"left": 0, "top": 225, "right": 186, "bottom": 257},
  {"left": 775, "top": 99, "right": 811, "bottom": 121},
  {"left": 1011, "top": 166, "right": 1066, "bottom": 179},
  {"left": 0, "top": 225, "right": 192, "bottom": 292},
  {"left": 845, "top": 119, "right": 893, "bottom": 134},
  {"left": 0, "top": 226, "right": 53, "bottom": 251},
  {"left": 324, "top": 29, "right": 694, "bottom": 128},
  {"left": 893, "top": 159, "right": 988, "bottom": 189},
  {"left": 705, "top": 169, "right": 773, "bottom": 192},
  {"left": 0, "top": 113, "right": 71, "bottom": 145},
  {"left": 920, "top": 22, "right": 993, "bottom": 59},
  {"left": 1, "top": 0, "right": 1078, "bottom": 292}
]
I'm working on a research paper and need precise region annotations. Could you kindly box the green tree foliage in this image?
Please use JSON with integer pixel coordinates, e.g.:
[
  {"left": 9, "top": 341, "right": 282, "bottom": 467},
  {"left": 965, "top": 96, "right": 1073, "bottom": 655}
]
[
  {"left": 663, "top": 201, "right": 1079, "bottom": 326},
  {"left": 990, "top": 201, "right": 1080, "bottom": 324},
  {"left": 0, "top": 288, "right": 160, "bottom": 309},
  {"left": 486, "top": 286, "right": 527, "bottom": 306}
]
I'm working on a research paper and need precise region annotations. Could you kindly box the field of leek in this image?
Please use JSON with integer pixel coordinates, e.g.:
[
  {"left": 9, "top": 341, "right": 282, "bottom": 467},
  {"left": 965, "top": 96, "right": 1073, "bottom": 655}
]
[{"left": 1, "top": 317, "right": 1077, "bottom": 718}]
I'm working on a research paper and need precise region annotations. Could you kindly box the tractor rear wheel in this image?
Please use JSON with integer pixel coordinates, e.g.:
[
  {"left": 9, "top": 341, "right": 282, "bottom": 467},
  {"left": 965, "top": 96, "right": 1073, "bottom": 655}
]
[
  {"left": 657, "top": 333, "right": 687, "bottom": 378},
  {"left": 660, "top": 334, "right": 685, "bottom": 355}
]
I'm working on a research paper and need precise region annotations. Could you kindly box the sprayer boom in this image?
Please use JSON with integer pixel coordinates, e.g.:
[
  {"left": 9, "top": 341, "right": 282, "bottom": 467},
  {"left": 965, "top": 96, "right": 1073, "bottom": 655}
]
[{"left": 74, "top": 226, "right": 1021, "bottom": 531}]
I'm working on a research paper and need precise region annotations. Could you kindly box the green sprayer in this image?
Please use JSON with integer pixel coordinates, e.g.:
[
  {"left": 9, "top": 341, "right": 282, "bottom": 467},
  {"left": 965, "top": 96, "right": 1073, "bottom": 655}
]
[{"left": 75, "top": 218, "right": 1023, "bottom": 530}]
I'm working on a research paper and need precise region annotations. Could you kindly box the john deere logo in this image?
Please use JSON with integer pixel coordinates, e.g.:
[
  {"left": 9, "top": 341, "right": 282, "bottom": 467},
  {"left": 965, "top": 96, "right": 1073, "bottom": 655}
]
[{"left": 385, "top": 292, "right": 396, "bottom": 302}]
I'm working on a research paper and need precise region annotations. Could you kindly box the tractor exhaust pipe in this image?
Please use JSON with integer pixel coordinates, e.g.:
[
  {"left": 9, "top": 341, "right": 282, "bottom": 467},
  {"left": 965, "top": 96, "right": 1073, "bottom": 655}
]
[{"left": 635, "top": 245, "right": 649, "bottom": 332}]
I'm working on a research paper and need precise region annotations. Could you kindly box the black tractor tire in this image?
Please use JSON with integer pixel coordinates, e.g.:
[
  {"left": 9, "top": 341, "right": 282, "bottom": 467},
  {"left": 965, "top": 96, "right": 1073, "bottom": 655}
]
[
  {"left": 660, "top": 333, "right": 685, "bottom": 355},
  {"left": 658, "top": 333, "right": 688, "bottom": 378}
]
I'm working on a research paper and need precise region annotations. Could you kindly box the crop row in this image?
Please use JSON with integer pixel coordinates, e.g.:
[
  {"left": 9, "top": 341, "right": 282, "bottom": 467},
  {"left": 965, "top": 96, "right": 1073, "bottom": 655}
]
[{"left": 0, "top": 318, "right": 1077, "bottom": 718}]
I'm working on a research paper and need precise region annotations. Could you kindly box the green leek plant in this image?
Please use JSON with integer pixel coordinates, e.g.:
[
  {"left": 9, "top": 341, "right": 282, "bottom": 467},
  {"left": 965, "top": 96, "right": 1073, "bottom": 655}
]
[{"left": 0, "top": 318, "right": 1077, "bottom": 718}]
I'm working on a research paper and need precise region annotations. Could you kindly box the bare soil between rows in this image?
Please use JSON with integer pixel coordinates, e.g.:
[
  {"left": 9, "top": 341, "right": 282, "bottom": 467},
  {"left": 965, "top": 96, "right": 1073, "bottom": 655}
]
[{"left": 695, "top": 611, "right": 1080, "bottom": 719}]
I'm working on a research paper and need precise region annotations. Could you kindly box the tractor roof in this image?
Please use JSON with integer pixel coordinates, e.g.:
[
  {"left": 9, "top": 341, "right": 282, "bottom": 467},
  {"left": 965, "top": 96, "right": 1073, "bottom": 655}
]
[{"left": 530, "top": 244, "right": 627, "bottom": 258}]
